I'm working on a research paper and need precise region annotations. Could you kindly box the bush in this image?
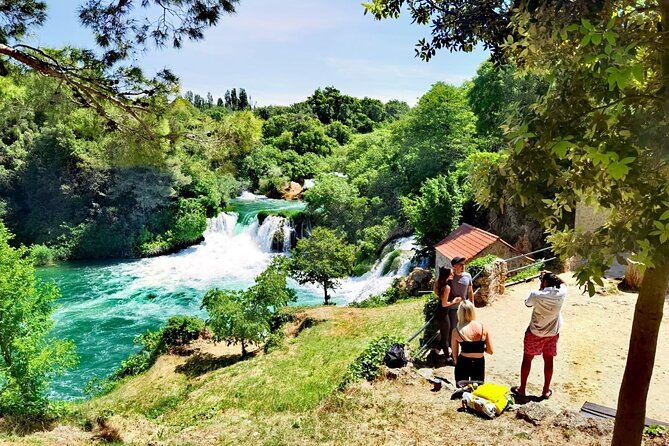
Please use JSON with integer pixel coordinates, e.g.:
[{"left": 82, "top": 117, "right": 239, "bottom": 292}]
[
  {"left": 349, "top": 279, "right": 411, "bottom": 308},
  {"left": 467, "top": 254, "right": 497, "bottom": 279},
  {"left": 87, "top": 315, "right": 205, "bottom": 395},
  {"left": 349, "top": 294, "right": 387, "bottom": 308},
  {"left": 507, "top": 262, "right": 544, "bottom": 283},
  {"left": 339, "top": 335, "right": 404, "bottom": 388},
  {"left": 162, "top": 316, "right": 206, "bottom": 348},
  {"left": 419, "top": 293, "right": 440, "bottom": 348},
  {"left": 29, "top": 244, "right": 55, "bottom": 266}
]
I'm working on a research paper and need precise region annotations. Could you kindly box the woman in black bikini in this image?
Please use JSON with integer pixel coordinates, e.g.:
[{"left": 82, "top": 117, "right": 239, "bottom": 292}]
[{"left": 451, "top": 300, "right": 493, "bottom": 382}]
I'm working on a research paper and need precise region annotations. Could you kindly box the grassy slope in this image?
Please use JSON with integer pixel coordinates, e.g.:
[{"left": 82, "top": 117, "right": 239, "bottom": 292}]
[
  {"left": 1, "top": 298, "right": 620, "bottom": 445},
  {"left": 71, "top": 301, "right": 425, "bottom": 444}
]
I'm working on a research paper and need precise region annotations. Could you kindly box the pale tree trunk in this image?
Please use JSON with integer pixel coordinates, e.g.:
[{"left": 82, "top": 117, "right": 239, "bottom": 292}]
[{"left": 611, "top": 260, "right": 669, "bottom": 445}]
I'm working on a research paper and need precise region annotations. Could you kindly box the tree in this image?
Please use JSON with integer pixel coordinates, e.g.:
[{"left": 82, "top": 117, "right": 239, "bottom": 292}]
[
  {"left": 401, "top": 175, "right": 463, "bottom": 246},
  {"left": 390, "top": 82, "right": 476, "bottom": 193},
  {"left": 365, "top": 1, "right": 669, "bottom": 444},
  {"left": 290, "top": 227, "right": 356, "bottom": 305},
  {"left": 303, "top": 174, "right": 369, "bottom": 241},
  {"left": 0, "top": 222, "right": 77, "bottom": 415},
  {"left": 201, "top": 258, "right": 296, "bottom": 356},
  {"left": 0, "top": 0, "right": 239, "bottom": 129}
]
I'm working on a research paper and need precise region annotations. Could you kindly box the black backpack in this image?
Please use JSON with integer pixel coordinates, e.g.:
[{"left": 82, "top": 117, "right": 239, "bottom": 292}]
[{"left": 384, "top": 344, "right": 408, "bottom": 368}]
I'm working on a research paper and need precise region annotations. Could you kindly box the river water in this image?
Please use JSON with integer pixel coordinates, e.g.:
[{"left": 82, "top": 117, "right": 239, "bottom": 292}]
[{"left": 38, "top": 194, "right": 416, "bottom": 400}]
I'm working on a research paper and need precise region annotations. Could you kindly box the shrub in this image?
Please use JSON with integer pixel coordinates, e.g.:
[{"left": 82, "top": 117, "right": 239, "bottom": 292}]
[
  {"left": 507, "top": 262, "right": 544, "bottom": 283},
  {"left": 349, "top": 294, "right": 387, "bottom": 308},
  {"left": 467, "top": 254, "right": 497, "bottom": 279},
  {"left": 419, "top": 293, "right": 440, "bottom": 348},
  {"left": 339, "top": 335, "right": 404, "bottom": 388},
  {"left": 162, "top": 316, "right": 206, "bottom": 348},
  {"left": 29, "top": 244, "right": 55, "bottom": 266},
  {"left": 87, "top": 315, "right": 206, "bottom": 395}
]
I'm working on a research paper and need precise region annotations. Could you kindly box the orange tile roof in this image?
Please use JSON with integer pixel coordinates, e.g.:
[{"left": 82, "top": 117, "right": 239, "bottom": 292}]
[{"left": 434, "top": 223, "right": 512, "bottom": 261}]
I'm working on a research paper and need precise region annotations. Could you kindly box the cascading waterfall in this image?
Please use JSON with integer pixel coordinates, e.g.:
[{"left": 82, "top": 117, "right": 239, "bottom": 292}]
[
  {"left": 40, "top": 195, "right": 417, "bottom": 401},
  {"left": 282, "top": 219, "right": 294, "bottom": 253},
  {"left": 205, "top": 211, "right": 238, "bottom": 236},
  {"left": 336, "top": 236, "right": 418, "bottom": 304}
]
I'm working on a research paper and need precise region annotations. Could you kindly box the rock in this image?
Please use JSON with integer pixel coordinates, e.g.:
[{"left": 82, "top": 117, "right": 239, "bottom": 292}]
[
  {"left": 516, "top": 402, "right": 556, "bottom": 426},
  {"left": 553, "top": 410, "right": 614, "bottom": 436},
  {"left": 397, "top": 268, "right": 434, "bottom": 297},
  {"left": 416, "top": 368, "right": 435, "bottom": 381},
  {"left": 382, "top": 366, "right": 401, "bottom": 380},
  {"left": 281, "top": 181, "right": 303, "bottom": 200}
]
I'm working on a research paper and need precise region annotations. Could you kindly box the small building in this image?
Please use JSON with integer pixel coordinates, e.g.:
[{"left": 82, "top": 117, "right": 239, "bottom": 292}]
[{"left": 434, "top": 223, "right": 530, "bottom": 272}]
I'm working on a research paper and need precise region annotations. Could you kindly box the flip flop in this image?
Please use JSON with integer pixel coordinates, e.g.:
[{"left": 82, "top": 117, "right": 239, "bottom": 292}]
[
  {"left": 510, "top": 386, "right": 526, "bottom": 397},
  {"left": 541, "top": 389, "right": 553, "bottom": 400}
]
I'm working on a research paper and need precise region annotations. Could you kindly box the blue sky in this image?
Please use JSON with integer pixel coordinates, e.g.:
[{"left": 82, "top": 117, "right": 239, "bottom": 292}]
[{"left": 26, "top": 0, "right": 489, "bottom": 106}]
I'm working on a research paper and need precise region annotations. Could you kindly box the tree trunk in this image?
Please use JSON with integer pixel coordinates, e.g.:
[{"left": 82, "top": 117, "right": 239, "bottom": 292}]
[
  {"left": 241, "top": 340, "right": 247, "bottom": 357},
  {"left": 323, "top": 280, "right": 330, "bottom": 305},
  {"left": 611, "top": 260, "right": 669, "bottom": 446}
]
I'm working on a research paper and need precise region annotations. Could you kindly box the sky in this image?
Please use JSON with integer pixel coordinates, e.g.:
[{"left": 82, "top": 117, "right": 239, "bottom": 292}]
[{"left": 25, "top": 0, "right": 489, "bottom": 106}]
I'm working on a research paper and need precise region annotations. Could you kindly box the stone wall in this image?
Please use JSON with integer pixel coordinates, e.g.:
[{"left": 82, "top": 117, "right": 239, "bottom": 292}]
[
  {"left": 575, "top": 201, "right": 609, "bottom": 232},
  {"left": 473, "top": 259, "right": 508, "bottom": 306},
  {"left": 479, "top": 242, "right": 531, "bottom": 271}
]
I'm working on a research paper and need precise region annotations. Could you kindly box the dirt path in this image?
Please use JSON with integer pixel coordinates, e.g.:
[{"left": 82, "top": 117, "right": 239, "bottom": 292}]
[{"left": 474, "top": 273, "right": 669, "bottom": 422}]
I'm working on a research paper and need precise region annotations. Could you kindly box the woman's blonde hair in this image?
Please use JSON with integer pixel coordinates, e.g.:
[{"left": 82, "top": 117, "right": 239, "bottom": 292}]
[{"left": 457, "top": 299, "right": 476, "bottom": 330}]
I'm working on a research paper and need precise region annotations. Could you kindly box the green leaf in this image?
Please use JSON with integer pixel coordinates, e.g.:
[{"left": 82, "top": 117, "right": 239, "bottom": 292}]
[
  {"left": 587, "top": 281, "right": 595, "bottom": 296},
  {"left": 580, "top": 34, "right": 591, "bottom": 47},
  {"left": 660, "top": 210, "right": 669, "bottom": 221},
  {"left": 631, "top": 64, "right": 644, "bottom": 83},
  {"left": 607, "top": 161, "right": 630, "bottom": 180},
  {"left": 604, "top": 30, "right": 617, "bottom": 45},
  {"left": 591, "top": 33, "right": 602, "bottom": 45},
  {"left": 606, "top": 17, "right": 616, "bottom": 30},
  {"left": 551, "top": 140, "right": 573, "bottom": 158}
]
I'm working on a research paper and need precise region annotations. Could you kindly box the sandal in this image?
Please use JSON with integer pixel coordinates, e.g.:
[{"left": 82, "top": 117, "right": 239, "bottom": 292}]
[
  {"left": 541, "top": 389, "right": 553, "bottom": 400},
  {"left": 510, "top": 386, "right": 526, "bottom": 397}
]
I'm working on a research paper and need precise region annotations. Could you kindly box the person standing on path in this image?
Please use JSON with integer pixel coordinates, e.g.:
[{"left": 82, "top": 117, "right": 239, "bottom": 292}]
[
  {"left": 513, "top": 271, "right": 567, "bottom": 400},
  {"left": 442, "top": 256, "right": 474, "bottom": 361}
]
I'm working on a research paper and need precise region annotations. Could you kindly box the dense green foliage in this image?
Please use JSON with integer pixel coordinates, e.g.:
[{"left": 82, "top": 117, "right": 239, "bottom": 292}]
[
  {"left": 339, "top": 335, "right": 404, "bottom": 388},
  {"left": 466, "top": 254, "right": 497, "bottom": 279},
  {"left": 0, "top": 222, "right": 77, "bottom": 416},
  {"left": 0, "top": 71, "right": 253, "bottom": 259},
  {"left": 290, "top": 227, "right": 356, "bottom": 305},
  {"left": 202, "top": 258, "right": 296, "bottom": 355}
]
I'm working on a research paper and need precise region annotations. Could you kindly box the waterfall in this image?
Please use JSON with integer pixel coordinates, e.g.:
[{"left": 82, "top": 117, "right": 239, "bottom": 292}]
[
  {"left": 282, "top": 219, "right": 294, "bottom": 253},
  {"left": 205, "top": 212, "right": 238, "bottom": 237},
  {"left": 335, "top": 236, "right": 418, "bottom": 304},
  {"left": 255, "top": 215, "right": 285, "bottom": 252}
]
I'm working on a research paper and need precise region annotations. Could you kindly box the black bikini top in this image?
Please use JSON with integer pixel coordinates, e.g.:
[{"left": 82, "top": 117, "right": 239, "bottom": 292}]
[{"left": 458, "top": 324, "right": 486, "bottom": 354}]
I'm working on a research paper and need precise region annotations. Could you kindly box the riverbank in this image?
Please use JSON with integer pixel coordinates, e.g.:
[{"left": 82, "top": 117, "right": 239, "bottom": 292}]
[{"left": 1, "top": 275, "right": 667, "bottom": 445}]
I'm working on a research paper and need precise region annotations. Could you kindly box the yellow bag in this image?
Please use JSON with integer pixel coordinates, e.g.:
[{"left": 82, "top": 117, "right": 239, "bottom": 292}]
[{"left": 472, "top": 383, "right": 513, "bottom": 414}]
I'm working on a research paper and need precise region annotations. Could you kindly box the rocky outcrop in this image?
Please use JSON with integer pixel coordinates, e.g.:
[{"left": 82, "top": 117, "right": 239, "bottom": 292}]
[
  {"left": 397, "top": 268, "right": 434, "bottom": 296},
  {"left": 473, "top": 259, "right": 507, "bottom": 306},
  {"left": 281, "top": 181, "right": 303, "bottom": 200}
]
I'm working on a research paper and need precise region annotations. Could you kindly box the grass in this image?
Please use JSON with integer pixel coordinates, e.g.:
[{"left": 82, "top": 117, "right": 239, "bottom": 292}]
[
  {"left": 2, "top": 298, "right": 616, "bottom": 445},
  {"left": 71, "top": 301, "right": 425, "bottom": 436}
]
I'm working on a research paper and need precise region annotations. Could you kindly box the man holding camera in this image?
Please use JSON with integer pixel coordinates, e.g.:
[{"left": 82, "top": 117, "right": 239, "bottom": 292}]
[{"left": 512, "top": 271, "right": 567, "bottom": 400}]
